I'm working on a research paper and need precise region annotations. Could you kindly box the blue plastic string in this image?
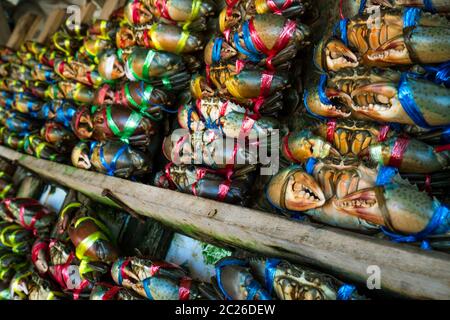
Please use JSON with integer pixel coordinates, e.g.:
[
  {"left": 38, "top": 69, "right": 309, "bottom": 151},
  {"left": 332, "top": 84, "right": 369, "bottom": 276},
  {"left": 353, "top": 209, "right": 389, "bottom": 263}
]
[
  {"left": 215, "top": 258, "right": 249, "bottom": 300},
  {"left": 423, "top": 61, "right": 450, "bottom": 87},
  {"left": 242, "top": 21, "right": 263, "bottom": 57},
  {"left": 244, "top": 276, "right": 271, "bottom": 300},
  {"left": 403, "top": 8, "right": 421, "bottom": 28},
  {"left": 375, "top": 166, "right": 398, "bottom": 186},
  {"left": 187, "top": 106, "right": 195, "bottom": 131},
  {"left": 99, "top": 144, "right": 128, "bottom": 176},
  {"left": 212, "top": 38, "right": 223, "bottom": 64},
  {"left": 233, "top": 32, "right": 261, "bottom": 63},
  {"left": 337, "top": 284, "right": 356, "bottom": 300},
  {"left": 264, "top": 258, "right": 281, "bottom": 295},
  {"left": 333, "top": 19, "right": 349, "bottom": 47},
  {"left": 116, "top": 258, "right": 124, "bottom": 285},
  {"left": 359, "top": 0, "right": 367, "bottom": 14},
  {"left": 398, "top": 73, "right": 431, "bottom": 128},
  {"left": 142, "top": 278, "right": 154, "bottom": 300},
  {"left": 302, "top": 89, "right": 328, "bottom": 121},
  {"left": 305, "top": 157, "right": 318, "bottom": 175},
  {"left": 424, "top": 0, "right": 436, "bottom": 13},
  {"left": 381, "top": 200, "right": 449, "bottom": 248},
  {"left": 318, "top": 74, "right": 333, "bottom": 105}
]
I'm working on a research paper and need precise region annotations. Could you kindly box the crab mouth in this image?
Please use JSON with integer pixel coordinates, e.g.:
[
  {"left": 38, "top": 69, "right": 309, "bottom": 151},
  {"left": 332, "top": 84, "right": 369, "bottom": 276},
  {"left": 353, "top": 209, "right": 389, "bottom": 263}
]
[
  {"left": 324, "top": 88, "right": 353, "bottom": 117},
  {"left": 366, "top": 36, "right": 410, "bottom": 64},
  {"left": 288, "top": 172, "right": 326, "bottom": 210},
  {"left": 325, "top": 40, "right": 358, "bottom": 72},
  {"left": 333, "top": 188, "right": 383, "bottom": 225},
  {"left": 350, "top": 83, "right": 397, "bottom": 114}
]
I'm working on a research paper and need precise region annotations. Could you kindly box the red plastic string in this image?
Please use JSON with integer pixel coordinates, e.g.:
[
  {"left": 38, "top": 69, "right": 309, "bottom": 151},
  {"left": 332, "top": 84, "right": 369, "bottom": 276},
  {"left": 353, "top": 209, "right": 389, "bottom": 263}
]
[
  {"left": 58, "top": 61, "right": 65, "bottom": 75},
  {"left": 172, "top": 135, "right": 189, "bottom": 164},
  {"left": 143, "top": 30, "right": 151, "bottom": 48},
  {"left": 388, "top": 137, "right": 410, "bottom": 168},
  {"left": 86, "top": 71, "right": 93, "bottom": 86},
  {"left": 235, "top": 59, "right": 245, "bottom": 73},
  {"left": 226, "top": 0, "right": 240, "bottom": 16},
  {"left": 424, "top": 175, "right": 432, "bottom": 195},
  {"left": 219, "top": 100, "right": 229, "bottom": 118},
  {"left": 102, "top": 286, "right": 121, "bottom": 300},
  {"left": 223, "top": 29, "right": 231, "bottom": 42},
  {"left": 282, "top": 133, "right": 296, "bottom": 162},
  {"left": 132, "top": 0, "right": 140, "bottom": 24},
  {"left": 205, "top": 64, "right": 212, "bottom": 86},
  {"left": 44, "top": 122, "right": 56, "bottom": 143},
  {"left": 31, "top": 240, "right": 48, "bottom": 264},
  {"left": 378, "top": 124, "right": 390, "bottom": 142},
  {"left": 149, "top": 261, "right": 179, "bottom": 276},
  {"left": 178, "top": 277, "right": 191, "bottom": 300},
  {"left": 326, "top": 119, "right": 337, "bottom": 142},
  {"left": 260, "top": 71, "right": 274, "bottom": 97},
  {"left": 434, "top": 144, "right": 450, "bottom": 153},
  {"left": 97, "top": 84, "right": 110, "bottom": 105},
  {"left": 248, "top": 18, "right": 296, "bottom": 70},
  {"left": 239, "top": 111, "right": 255, "bottom": 138},
  {"left": 339, "top": 0, "right": 345, "bottom": 20},
  {"left": 155, "top": 0, "right": 171, "bottom": 20},
  {"left": 266, "top": 0, "right": 293, "bottom": 14},
  {"left": 163, "top": 162, "right": 177, "bottom": 189},
  {"left": 119, "top": 258, "right": 130, "bottom": 283}
]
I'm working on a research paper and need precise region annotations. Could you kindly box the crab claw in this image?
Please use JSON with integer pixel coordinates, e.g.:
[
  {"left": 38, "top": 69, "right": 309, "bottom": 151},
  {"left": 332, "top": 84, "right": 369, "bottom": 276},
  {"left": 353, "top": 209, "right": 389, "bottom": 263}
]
[
  {"left": 267, "top": 166, "right": 325, "bottom": 212},
  {"left": 190, "top": 75, "right": 214, "bottom": 99},
  {"left": 305, "top": 85, "right": 353, "bottom": 118},
  {"left": 350, "top": 82, "right": 409, "bottom": 124},
  {"left": 314, "top": 39, "right": 358, "bottom": 72},
  {"left": 334, "top": 184, "right": 442, "bottom": 234},
  {"left": 282, "top": 130, "right": 336, "bottom": 164},
  {"left": 365, "top": 35, "right": 412, "bottom": 65},
  {"left": 204, "top": 38, "right": 237, "bottom": 65},
  {"left": 219, "top": 7, "right": 241, "bottom": 33},
  {"left": 71, "top": 141, "right": 92, "bottom": 170}
]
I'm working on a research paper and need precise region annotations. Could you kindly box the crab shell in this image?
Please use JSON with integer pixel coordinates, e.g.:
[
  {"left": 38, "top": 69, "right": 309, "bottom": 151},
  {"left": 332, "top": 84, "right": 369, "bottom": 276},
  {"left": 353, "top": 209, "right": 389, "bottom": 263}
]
[
  {"left": 68, "top": 216, "right": 119, "bottom": 263},
  {"left": 40, "top": 122, "right": 77, "bottom": 150},
  {"left": 249, "top": 258, "right": 363, "bottom": 300},
  {"left": 204, "top": 37, "right": 237, "bottom": 65},
  {"left": 281, "top": 130, "right": 334, "bottom": 164},
  {"left": 369, "top": 137, "right": 450, "bottom": 173},
  {"left": 89, "top": 141, "right": 152, "bottom": 178},
  {"left": 123, "top": 48, "right": 186, "bottom": 81},
  {"left": 147, "top": 0, "right": 216, "bottom": 23},
  {"left": 116, "top": 24, "right": 205, "bottom": 54},
  {"left": 266, "top": 165, "right": 325, "bottom": 211},
  {"left": 98, "top": 50, "right": 125, "bottom": 81},
  {"left": 71, "top": 106, "right": 158, "bottom": 145}
]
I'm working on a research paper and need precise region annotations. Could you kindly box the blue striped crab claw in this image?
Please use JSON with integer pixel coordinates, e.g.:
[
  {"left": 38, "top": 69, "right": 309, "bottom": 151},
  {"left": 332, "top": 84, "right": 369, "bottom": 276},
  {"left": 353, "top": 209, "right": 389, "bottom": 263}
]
[
  {"left": 248, "top": 258, "right": 365, "bottom": 300},
  {"left": 214, "top": 257, "right": 272, "bottom": 300},
  {"left": 350, "top": 75, "right": 450, "bottom": 126}
]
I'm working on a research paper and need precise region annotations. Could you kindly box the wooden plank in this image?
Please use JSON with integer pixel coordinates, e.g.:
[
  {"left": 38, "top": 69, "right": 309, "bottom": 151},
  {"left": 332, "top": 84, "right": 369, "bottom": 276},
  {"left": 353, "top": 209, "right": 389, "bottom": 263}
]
[
  {"left": 36, "top": 9, "right": 66, "bottom": 44},
  {"left": 0, "top": 146, "right": 449, "bottom": 299},
  {"left": 80, "top": 3, "right": 98, "bottom": 24},
  {"left": 0, "top": 3, "right": 11, "bottom": 46},
  {"left": 24, "top": 16, "right": 43, "bottom": 41},
  {"left": 99, "top": 0, "right": 121, "bottom": 20},
  {"left": 6, "top": 13, "right": 38, "bottom": 50}
]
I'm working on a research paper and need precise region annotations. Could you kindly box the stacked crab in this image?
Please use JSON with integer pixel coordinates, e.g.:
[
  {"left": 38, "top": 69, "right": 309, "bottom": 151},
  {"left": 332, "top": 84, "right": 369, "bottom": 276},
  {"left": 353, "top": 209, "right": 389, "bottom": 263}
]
[
  {"left": 68, "top": 1, "right": 220, "bottom": 179},
  {"left": 0, "top": 28, "right": 82, "bottom": 163},
  {"left": 264, "top": 1, "right": 450, "bottom": 250},
  {"left": 154, "top": 0, "right": 316, "bottom": 205}
]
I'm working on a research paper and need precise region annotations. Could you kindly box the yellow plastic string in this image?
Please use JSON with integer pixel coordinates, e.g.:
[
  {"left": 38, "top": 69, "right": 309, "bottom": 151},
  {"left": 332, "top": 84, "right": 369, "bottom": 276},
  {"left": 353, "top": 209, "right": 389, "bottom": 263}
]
[
  {"left": 0, "top": 184, "right": 12, "bottom": 199},
  {"left": 74, "top": 216, "right": 112, "bottom": 240},
  {"left": 79, "top": 259, "right": 95, "bottom": 278},
  {"left": 183, "top": 0, "right": 202, "bottom": 30},
  {"left": 175, "top": 30, "right": 190, "bottom": 54},
  {"left": 149, "top": 24, "right": 164, "bottom": 51},
  {"left": 12, "top": 271, "right": 32, "bottom": 299},
  {"left": 75, "top": 231, "right": 108, "bottom": 260},
  {"left": 60, "top": 202, "right": 82, "bottom": 220}
]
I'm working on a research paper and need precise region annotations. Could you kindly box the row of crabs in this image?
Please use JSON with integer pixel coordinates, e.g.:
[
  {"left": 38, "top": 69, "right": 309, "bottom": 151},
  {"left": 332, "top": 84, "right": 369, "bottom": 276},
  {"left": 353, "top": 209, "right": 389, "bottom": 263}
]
[
  {"left": 0, "top": 0, "right": 449, "bottom": 250},
  {"left": 0, "top": 158, "right": 365, "bottom": 300}
]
